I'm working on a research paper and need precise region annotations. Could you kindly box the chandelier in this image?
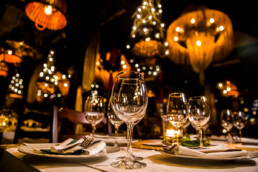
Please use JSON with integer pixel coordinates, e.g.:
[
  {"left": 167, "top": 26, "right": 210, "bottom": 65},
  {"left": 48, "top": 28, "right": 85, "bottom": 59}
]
[
  {"left": 126, "top": 0, "right": 168, "bottom": 58},
  {"left": 25, "top": 0, "right": 67, "bottom": 30},
  {"left": 0, "top": 46, "right": 22, "bottom": 64},
  {"left": 167, "top": 7, "right": 233, "bottom": 85}
]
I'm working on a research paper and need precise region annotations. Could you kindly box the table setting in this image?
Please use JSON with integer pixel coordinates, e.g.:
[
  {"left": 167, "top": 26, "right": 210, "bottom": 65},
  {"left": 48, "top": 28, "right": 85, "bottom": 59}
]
[{"left": 1, "top": 71, "right": 258, "bottom": 172}]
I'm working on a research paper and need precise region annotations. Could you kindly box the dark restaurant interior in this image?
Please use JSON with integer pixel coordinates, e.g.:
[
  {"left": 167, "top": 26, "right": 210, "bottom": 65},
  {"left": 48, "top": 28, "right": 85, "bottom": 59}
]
[{"left": 0, "top": 0, "right": 258, "bottom": 146}]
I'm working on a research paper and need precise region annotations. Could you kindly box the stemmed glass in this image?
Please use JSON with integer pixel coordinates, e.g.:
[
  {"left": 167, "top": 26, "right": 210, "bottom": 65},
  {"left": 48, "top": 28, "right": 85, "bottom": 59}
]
[
  {"left": 107, "top": 101, "right": 124, "bottom": 150},
  {"left": 110, "top": 71, "right": 148, "bottom": 169},
  {"left": 188, "top": 96, "right": 210, "bottom": 147},
  {"left": 221, "top": 109, "right": 234, "bottom": 145},
  {"left": 233, "top": 111, "right": 246, "bottom": 142},
  {"left": 166, "top": 92, "right": 188, "bottom": 144},
  {"left": 84, "top": 95, "right": 105, "bottom": 140}
]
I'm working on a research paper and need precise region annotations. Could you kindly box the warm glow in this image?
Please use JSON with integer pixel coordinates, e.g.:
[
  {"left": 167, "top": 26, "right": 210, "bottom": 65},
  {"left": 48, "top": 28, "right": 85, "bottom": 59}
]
[
  {"left": 44, "top": 5, "right": 53, "bottom": 15},
  {"left": 218, "top": 83, "right": 223, "bottom": 88},
  {"left": 166, "top": 129, "right": 180, "bottom": 137},
  {"left": 191, "top": 18, "right": 196, "bottom": 24},
  {"left": 196, "top": 40, "right": 201, "bottom": 46},
  {"left": 7, "top": 50, "right": 12, "bottom": 55},
  {"left": 64, "top": 83, "right": 68, "bottom": 87},
  {"left": 176, "top": 26, "right": 180, "bottom": 32},
  {"left": 210, "top": 18, "right": 215, "bottom": 23},
  {"left": 174, "top": 36, "right": 179, "bottom": 41}
]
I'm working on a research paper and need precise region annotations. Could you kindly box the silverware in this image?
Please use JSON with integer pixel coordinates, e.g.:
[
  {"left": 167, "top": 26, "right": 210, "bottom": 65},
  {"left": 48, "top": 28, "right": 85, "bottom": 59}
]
[{"left": 80, "top": 136, "right": 94, "bottom": 148}]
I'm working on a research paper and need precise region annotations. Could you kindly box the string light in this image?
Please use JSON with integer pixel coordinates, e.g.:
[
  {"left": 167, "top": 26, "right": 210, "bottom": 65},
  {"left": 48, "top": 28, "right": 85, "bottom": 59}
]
[
  {"left": 127, "top": 0, "right": 168, "bottom": 57},
  {"left": 8, "top": 72, "right": 23, "bottom": 99}
]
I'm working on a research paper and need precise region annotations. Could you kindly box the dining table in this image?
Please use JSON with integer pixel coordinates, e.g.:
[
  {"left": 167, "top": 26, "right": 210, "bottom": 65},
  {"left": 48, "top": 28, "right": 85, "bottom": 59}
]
[{"left": 1, "top": 137, "right": 258, "bottom": 172}]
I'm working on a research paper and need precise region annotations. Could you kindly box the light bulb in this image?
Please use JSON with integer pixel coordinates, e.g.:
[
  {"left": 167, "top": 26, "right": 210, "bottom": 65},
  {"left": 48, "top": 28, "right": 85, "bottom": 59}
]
[{"left": 44, "top": 5, "right": 53, "bottom": 15}]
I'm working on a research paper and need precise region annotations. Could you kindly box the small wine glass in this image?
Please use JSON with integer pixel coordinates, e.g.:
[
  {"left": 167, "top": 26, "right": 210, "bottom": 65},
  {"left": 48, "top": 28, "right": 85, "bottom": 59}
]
[
  {"left": 221, "top": 109, "right": 234, "bottom": 145},
  {"left": 188, "top": 96, "right": 210, "bottom": 147},
  {"left": 107, "top": 101, "right": 124, "bottom": 150},
  {"left": 166, "top": 92, "right": 188, "bottom": 144},
  {"left": 110, "top": 71, "right": 148, "bottom": 169},
  {"left": 233, "top": 111, "right": 246, "bottom": 142},
  {"left": 84, "top": 95, "right": 106, "bottom": 140}
]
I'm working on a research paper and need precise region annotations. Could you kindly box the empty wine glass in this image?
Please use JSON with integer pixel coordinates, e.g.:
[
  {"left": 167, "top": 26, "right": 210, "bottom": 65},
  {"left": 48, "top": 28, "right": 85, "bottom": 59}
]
[
  {"left": 166, "top": 92, "right": 188, "bottom": 144},
  {"left": 107, "top": 101, "right": 124, "bottom": 150},
  {"left": 110, "top": 71, "right": 148, "bottom": 169},
  {"left": 84, "top": 95, "right": 105, "bottom": 140},
  {"left": 233, "top": 111, "right": 246, "bottom": 142},
  {"left": 221, "top": 109, "right": 234, "bottom": 145},
  {"left": 188, "top": 96, "right": 210, "bottom": 147}
]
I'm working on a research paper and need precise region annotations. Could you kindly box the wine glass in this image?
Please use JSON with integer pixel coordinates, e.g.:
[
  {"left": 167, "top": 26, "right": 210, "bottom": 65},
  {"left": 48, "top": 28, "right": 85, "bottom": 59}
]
[
  {"left": 188, "top": 96, "right": 210, "bottom": 147},
  {"left": 233, "top": 111, "right": 246, "bottom": 142},
  {"left": 107, "top": 101, "right": 124, "bottom": 150},
  {"left": 84, "top": 95, "right": 105, "bottom": 140},
  {"left": 110, "top": 71, "right": 148, "bottom": 169},
  {"left": 221, "top": 109, "right": 234, "bottom": 145},
  {"left": 166, "top": 92, "right": 188, "bottom": 144}
]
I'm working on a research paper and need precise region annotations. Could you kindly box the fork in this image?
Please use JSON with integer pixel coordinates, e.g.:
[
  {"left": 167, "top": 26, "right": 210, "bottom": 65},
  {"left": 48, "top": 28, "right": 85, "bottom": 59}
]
[{"left": 80, "top": 136, "right": 94, "bottom": 148}]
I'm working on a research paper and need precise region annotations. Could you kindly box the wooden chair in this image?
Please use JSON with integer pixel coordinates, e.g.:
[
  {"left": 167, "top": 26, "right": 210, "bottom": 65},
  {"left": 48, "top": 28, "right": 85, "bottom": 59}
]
[
  {"left": 52, "top": 106, "right": 89, "bottom": 143},
  {"left": 14, "top": 109, "right": 53, "bottom": 144}
]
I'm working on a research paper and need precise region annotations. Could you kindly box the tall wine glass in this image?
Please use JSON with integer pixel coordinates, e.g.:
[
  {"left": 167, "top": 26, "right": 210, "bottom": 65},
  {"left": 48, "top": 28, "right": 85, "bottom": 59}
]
[
  {"left": 188, "top": 96, "right": 210, "bottom": 147},
  {"left": 166, "top": 92, "right": 188, "bottom": 144},
  {"left": 233, "top": 111, "right": 246, "bottom": 142},
  {"left": 107, "top": 101, "right": 124, "bottom": 150},
  {"left": 110, "top": 71, "right": 148, "bottom": 169},
  {"left": 221, "top": 109, "right": 234, "bottom": 145},
  {"left": 84, "top": 95, "right": 105, "bottom": 140}
]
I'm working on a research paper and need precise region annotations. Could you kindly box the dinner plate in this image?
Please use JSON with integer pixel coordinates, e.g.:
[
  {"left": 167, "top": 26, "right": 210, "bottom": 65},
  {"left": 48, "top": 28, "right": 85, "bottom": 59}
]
[
  {"left": 18, "top": 143, "right": 107, "bottom": 160},
  {"left": 162, "top": 151, "right": 251, "bottom": 161}
]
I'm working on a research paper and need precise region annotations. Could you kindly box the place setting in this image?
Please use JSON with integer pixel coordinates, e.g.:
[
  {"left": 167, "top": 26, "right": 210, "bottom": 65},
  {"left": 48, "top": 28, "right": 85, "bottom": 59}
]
[{"left": 134, "top": 92, "right": 255, "bottom": 162}]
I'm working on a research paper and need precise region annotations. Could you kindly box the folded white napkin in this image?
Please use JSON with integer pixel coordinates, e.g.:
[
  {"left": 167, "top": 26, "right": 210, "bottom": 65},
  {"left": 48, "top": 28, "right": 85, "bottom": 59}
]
[
  {"left": 164, "top": 144, "right": 248, "bottom": 159},
  {"left": 49, "top": 138, "right": 106, "bottom": 155}
]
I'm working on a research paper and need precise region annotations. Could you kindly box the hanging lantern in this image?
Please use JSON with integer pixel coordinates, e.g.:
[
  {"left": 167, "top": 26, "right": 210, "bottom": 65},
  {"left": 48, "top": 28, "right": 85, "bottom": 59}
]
[
  {"left": 126, "top": 0, "right": 167, "bottom": 58},
  {"left": 25, "top": 0, "right": 67, "bottom": 30},
  {"left": 0, "top": 62, "right": 8, "bottom": 77},
  {"left": 167, "top": 7, "right": 233, "bottom": 85},
  {"left": 0, "top": 47, "right": 22, "bottom": 64}
]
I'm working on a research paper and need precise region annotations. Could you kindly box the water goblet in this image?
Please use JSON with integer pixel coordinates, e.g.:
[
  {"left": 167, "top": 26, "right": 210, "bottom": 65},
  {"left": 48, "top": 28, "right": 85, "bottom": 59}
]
[
  {"left": 84, "top": 95, "right": 105, "bottom": 140},
  {"left": 233, "top": 111, "right": 246, "bottom": 142},
  {"left": 110, "top": 71, "right": 148, "bottom": 169},
  {"left": 188, "top": 96, "right": 210, "bottom": 147},
  {"left": 221, "top": 109, "right": 234, "bottom": 145}
]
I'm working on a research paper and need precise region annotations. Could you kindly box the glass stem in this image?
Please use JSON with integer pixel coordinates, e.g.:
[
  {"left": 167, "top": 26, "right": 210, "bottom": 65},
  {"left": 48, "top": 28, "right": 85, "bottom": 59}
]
[
  {"left": 199, "top": 128, "right": 203, "bottom": 147},
  {"left": 92, "top": 125, "right": 96, "bottom": 139},
  {"left": 239, "top": 129, "right": 242, "bottom": 142},
  {"left": 227, "top": 131, "right": 232, "bottom": 146},
  {"left": 126, "top": 122, "right": 134, "bottom": 161},
  {"left": 114, "top": 126, "right": 119, "bottom": 148}
]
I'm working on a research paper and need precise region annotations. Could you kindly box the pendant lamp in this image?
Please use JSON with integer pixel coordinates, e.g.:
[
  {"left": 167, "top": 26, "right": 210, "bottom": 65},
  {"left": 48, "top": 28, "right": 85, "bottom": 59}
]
[{"left": 25, "top": 0, "right": 67, "bottom": 30}]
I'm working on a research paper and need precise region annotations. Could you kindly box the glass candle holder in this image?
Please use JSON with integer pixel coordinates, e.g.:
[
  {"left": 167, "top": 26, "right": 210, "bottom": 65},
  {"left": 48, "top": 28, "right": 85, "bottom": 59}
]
[{"left": 162, "top": 115, "right": 183, "bottom": 145}]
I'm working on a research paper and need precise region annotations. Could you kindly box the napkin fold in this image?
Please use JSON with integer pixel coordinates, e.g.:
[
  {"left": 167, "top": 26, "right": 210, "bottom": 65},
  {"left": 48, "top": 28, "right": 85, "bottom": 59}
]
[
  {"left": 164, "top": 144, "right": 248, "bottom": 159},
  {"left": 41, "top": 138, "right": 106, "bottom": 155}
]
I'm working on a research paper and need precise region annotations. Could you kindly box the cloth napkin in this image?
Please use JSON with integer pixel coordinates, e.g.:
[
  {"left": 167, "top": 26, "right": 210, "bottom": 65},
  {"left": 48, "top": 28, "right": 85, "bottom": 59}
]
[
  {"left": 41, "top": 138, "right": 106, "bottom": 155},
  {"left": 164, "top": 144, "right": 248, "bottom": 159}
]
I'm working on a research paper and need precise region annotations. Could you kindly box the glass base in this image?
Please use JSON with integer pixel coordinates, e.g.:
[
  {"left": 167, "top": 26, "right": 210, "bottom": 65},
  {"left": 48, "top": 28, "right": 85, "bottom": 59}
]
[{"left": 111, "top": 159, "right": 146, "bottom": 169}]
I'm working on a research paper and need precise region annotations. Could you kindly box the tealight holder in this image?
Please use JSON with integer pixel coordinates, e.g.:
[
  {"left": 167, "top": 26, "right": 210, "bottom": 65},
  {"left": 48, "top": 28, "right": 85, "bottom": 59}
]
[{"left": 162, "top": 115, "right": 183, "bottom": 145}]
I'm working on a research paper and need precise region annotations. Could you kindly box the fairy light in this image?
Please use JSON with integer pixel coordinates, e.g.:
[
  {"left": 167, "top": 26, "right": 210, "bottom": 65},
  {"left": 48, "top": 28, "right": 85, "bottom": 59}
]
[
  {"left": 127, "top": 0, "right": 167, "bottom": 57},
  {"left": 8, "top": 72, "right": 24, "bottom": 98}
]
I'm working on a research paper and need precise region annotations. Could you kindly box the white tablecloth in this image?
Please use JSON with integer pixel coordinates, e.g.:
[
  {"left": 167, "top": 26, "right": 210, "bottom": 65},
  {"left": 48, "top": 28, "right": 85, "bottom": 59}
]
[{"left": 1, "top": 146, "right": 258, "bottom": 172}]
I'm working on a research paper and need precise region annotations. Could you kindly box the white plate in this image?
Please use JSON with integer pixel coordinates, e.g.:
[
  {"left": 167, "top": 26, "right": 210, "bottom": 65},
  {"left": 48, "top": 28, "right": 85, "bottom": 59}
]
[
  {"left": 163, "top": 152, "right": 251, "bottom": 161},
  {"left": 18, "top": 143, "right": 107, "bottom": 160}
]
